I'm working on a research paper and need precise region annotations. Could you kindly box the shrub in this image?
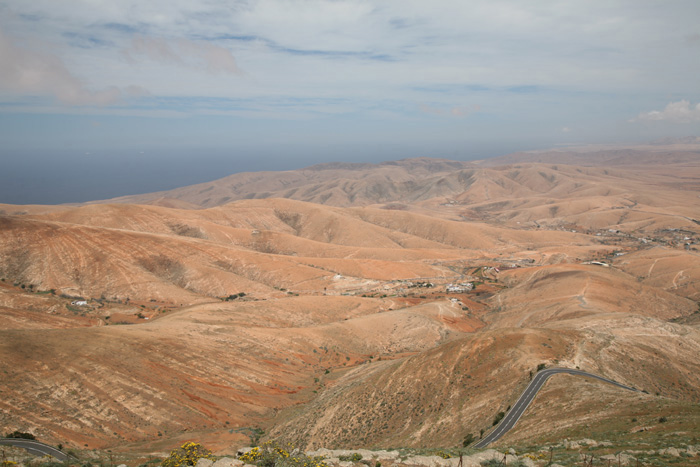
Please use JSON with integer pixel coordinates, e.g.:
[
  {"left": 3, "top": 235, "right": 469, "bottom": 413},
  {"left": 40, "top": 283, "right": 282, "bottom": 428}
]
[
  {"left": 536, "top": 363, "right": 546, "bottom": 372},
  {"left": 338, "top": 453, "right": 362, "bottom": 462},
  {"left": 492, "top": 411, "right": 505, "bottom": 426},
  {"left": 462, "top": 433, "right": 475, "bottom": 447},
  {"left": 239, "top": 441, "right": 326, "bottom": 467},
  {"left": 161, "top": 442, "right": 212, "bottom": 467},
  {"left": 5, "top": 431, "right": 36, "bottom": 439}
]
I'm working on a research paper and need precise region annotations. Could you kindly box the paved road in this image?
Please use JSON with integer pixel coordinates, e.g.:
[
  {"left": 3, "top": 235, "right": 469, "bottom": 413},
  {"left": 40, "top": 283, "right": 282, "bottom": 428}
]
[
  {"left": 472, "top": 368, "right": 638, "bottom": 449},
  {"left": 0, "top": 438, "right": 75, "bottom": 462}
]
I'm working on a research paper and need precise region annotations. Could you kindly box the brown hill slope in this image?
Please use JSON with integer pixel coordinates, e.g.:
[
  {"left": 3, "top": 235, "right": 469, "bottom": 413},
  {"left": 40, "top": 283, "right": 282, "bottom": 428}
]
[
  {"left": 90, "top": 152, "right": 700, "bottom": 243},
  {"left": 267, "top": 263, "right": 700, "bottom": 449},
  {"left": 1, "top": 151, "right": 700, "bottom": 454},
  {"left": 0, "top": 294, "right": 476, "bottom": 451},
  {"left": 2, "top": 199, "right": 606, "bottom": 302}
]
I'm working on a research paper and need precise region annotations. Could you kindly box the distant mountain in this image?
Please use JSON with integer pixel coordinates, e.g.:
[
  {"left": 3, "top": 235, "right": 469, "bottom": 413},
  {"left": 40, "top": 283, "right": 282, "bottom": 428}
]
[
  {"left": 94, "top": 147, "right": 700, "bottom": 210},
  {"left": 96, "top": 157, "right": 475, "bottom": 208},
  {"left": 481, "top": 148, "right": 700, "bottom": 167},
  {"left": 649, "top": 135, "right": 700, "bottom": 145}
]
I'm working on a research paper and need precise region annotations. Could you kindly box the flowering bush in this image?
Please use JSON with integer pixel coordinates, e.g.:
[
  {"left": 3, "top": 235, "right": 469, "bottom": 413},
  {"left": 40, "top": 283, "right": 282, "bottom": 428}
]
[
  {"left": 161, "top": 442, "right": 213, "bottom": 467},
  {"left": 239, "top": 441, "right": 326, "bottom": 467}
]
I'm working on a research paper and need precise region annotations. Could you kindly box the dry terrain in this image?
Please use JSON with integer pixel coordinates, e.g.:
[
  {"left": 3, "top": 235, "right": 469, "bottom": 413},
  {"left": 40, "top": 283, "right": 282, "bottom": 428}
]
[{"left": 1, "top": 143, "right": 699, "bottom": 459}]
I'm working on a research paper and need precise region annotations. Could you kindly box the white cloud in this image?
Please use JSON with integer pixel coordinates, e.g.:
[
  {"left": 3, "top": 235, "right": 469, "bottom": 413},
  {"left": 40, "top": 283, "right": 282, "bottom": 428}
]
[
  {"left": 125, "top": 36, "right": 241, "bottom": 74},
  {"left": 633, "top": 100, "right": 700, "bottom": 123},
  {"left": 2, "top": 0, "right": 700, "bottom": 126},
  {"left": 0, "top": 28, "right": 147, "bottom": 105}
]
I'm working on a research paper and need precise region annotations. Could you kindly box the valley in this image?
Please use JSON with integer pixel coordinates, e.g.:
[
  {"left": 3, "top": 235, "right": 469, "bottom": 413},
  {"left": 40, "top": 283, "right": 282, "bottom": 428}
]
[{"left": 1, "top": 144, "right": 699, "bottom": 461}]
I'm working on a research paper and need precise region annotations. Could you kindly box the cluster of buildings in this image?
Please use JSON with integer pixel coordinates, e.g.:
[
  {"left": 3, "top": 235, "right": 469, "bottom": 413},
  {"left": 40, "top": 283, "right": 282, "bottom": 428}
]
[{"left": 446, "top": 282, "right": 474, "bottom": 293}]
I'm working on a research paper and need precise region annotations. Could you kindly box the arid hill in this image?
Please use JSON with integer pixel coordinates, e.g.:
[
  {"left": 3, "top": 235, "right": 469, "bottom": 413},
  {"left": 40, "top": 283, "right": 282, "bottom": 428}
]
[{"left": 1, "top": 147, "right": 700, "bottom": 456}]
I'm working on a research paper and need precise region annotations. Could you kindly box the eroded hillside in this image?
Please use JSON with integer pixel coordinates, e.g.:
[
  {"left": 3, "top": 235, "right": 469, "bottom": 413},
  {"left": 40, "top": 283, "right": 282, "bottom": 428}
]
[{"left": 1, "top": 149, "right": 699, "bottom": 455}]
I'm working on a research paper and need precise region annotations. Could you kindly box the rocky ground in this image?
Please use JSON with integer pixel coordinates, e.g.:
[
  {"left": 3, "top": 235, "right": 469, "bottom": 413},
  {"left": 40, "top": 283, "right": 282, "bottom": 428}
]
[{"left": 3, "top": 437, "right": 700, "bottom": 467}]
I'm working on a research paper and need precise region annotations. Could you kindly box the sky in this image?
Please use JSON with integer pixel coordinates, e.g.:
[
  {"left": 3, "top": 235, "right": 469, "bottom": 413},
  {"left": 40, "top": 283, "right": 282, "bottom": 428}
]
[{"left": 1, "top": 0, "right": 700, "bottom": 204}]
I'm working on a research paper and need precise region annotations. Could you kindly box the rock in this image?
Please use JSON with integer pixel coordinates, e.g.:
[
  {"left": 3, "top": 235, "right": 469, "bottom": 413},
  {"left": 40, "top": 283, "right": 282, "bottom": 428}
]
[
  {"left": 371, "top": 450, "right": 400, "bottom": 461},
  {"left": 565, "top": 441, "right": 580, "bottom": 450},
  {"left": 213, "top": 458, "right": 244, "bottom": 467},
  {"left": 471, "top": 449, "right": 502, "bottom": 461},
  {"left": 307, "top": 448, "right": 334, "bottom": 458},
  {"left": 356, "top": 449, "right": 379, "bottom": 459},
  {"left": 196, "top": 460, "right": 214, "bottom": 467},
  {"left": 508, "top": 448, "right": 516, "bottom": 455},
  {"left": 238, "top": 447, "right": 255, "bottom": 456},
  {"left": 517, "top": 457, "right": 536, "bottom": 467},
  {"left": 307, "top": 449, "right": 399, "bottom": 462},
  {"left": 459, "top": 450, "right": 515, "bottom": 466},
  {"left": 449, "top": 458, "right": 480, "bottom": 467},
  {"left": 402, "top": 455, "right": 452, "bottom": 467},
  {"left": 577, "top": 438, "right": 598, "bottom": 446},
  {"left": 659, "top": 447, "right": 681, "bottom": 457},
  {"left": 600, "top": 454, "right": 636, "bottom": 466}
]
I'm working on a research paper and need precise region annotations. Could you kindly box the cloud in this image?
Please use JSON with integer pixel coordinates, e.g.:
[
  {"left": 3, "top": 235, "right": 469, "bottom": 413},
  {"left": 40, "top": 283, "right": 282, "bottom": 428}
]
[
  {"left": 632, "top": 100, "right": 700, "bottom": 123},
  {"left": 125, "top": 36, "right": 240, "bottom": 74},
  {"left": 561, "top": 127, "right": 571, "bottom": 133},
  {"left": 0, "top": 28, "right": 147, "bottom": 106}
]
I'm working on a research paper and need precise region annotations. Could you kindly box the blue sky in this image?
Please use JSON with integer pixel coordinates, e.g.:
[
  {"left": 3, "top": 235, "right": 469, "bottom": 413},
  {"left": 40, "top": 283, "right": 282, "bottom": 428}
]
[{"left": 1, "top": 0, "right": 700, "bottom": 203}]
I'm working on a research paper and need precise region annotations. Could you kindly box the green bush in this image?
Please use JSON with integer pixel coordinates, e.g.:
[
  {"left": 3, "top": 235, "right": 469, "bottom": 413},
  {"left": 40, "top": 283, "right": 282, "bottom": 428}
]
[
  {"left": 462, "top": 433, "right": 475, "bottom": 447},
  {"left": 5, "top": 431, "right": 36, "bottom": 439},
  {"left": 161, "top": 442, "right": 212, "bottom": 467},
  {"left": 492, "top": 411, "right": 505, "bottom": 426},
  {"left": 338, "top": 453, "right": 362, "bottom": 462}
]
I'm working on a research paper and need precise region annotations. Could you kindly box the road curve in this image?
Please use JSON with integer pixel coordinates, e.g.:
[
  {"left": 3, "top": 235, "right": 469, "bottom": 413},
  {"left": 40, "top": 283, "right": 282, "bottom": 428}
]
[
  {"left": 472, "top": 368, "right": 638, "bottom": 449},
  {"left": 0, "top": 438, "right": 75, "bottom": 462}
]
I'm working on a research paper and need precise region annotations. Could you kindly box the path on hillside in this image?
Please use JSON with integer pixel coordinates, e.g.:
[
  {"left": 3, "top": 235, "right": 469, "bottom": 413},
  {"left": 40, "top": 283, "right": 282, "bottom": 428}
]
[
  {"left": 0, "top": 438, "right": 74, "bottom": 461},
  {"left": 473, "top": 368, "right": 638, "bottom": 449}
]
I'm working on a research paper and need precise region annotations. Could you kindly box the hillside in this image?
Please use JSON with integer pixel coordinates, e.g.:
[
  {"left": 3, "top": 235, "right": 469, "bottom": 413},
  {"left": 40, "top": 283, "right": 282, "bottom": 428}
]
[{"left": 1, "top": 148, "right": 700, "bottom": 457}]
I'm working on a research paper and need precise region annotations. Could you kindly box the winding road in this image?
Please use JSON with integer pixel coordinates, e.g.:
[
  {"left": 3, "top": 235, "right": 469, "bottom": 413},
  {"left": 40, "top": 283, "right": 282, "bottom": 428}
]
[
  {"left": 473, "top": 368, "right": 638, "bottom": 449},
  {"left": 0, "top": 438, "right": 75, "bottom": 462}
]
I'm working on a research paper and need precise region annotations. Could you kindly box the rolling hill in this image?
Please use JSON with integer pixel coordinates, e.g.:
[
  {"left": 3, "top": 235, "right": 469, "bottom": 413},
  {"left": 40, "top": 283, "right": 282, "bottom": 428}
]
[{"left": 1, "top": 146, "right": 699, "bottom": 456}]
